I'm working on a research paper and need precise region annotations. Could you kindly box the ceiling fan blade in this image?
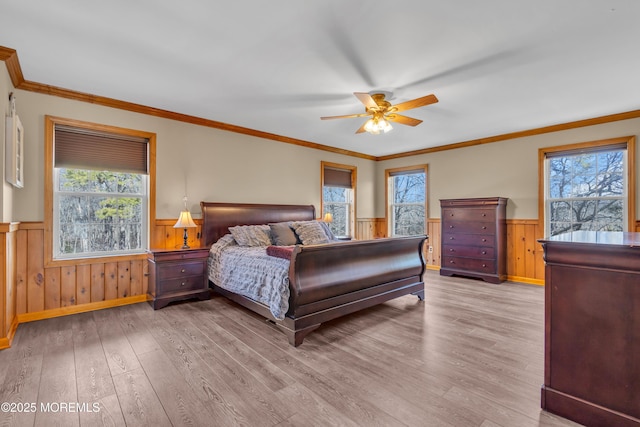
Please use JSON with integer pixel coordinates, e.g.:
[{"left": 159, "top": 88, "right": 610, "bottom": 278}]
[
  {"left": 320, "top": 113, "right": 370, "bottom": 120},
  {"left": 355, "top": 122, "right": 368, "bottom": 134},
  {"left": 392, "top": 94, "right": 438, "bottom": 112},
  {"left": 387, "top": 114, "right": 423, "bottom": 126},
  {"left": 354, "top": 92, "right": 378, "bottom": 109}
]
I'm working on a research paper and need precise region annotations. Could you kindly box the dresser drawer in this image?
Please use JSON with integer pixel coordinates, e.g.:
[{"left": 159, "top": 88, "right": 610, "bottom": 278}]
[
  {"left": 442, "top": 245, "right": 495, "bottom": 259},
  {"left": 442, "top": 256, "right": 496, "bottom": 273},
  {"left": 158, "top": 275, "right": 205, "bottom": 294},
  {"left": 443, "top": 220, "right": 495, "bottom": 235},
  {"left": 442, "top": 233, "right": 495, "bottom": 247},
  {"left": 158, "top": 261, "right": 204, "bottom": 279},
  {"left": 442, "top": 208, "right": 496, "bottom": 222}
]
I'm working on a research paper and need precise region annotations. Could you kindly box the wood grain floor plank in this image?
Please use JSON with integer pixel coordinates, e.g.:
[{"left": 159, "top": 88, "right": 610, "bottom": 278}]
[
  {"left": 34, "top": 317, "right": 79, "bottom": 427},
  {"left": 0, "top": 271, "right": 584, "bottom": 427},
  {"left": 71, "top": 313, "right": 117, "bottom": 403},
  {"left": 92, "top": 308, "right": 142, "bottom": 376},
  {"left": 157, "top": 305, "right": 295, "bottom": 425},
  {"left": 137, "top": 349, "right": 227, "bottom": 427},
  {"left": 78, "top": 393, "right": 126, "bottom": 427},
  {"left": 191, "top": 299, "right": 410, "bottom": 426},
  {"left": 112, "top": 368, "right": 172, "bottom": 427},
  {"left": 133, "top": 304, "right": 275, "bottom": 426}
]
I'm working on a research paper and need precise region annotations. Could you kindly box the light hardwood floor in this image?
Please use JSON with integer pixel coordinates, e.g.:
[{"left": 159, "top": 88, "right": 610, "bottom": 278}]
[{"left": 0, "top": 271, "right": 581, "bottom": 427}]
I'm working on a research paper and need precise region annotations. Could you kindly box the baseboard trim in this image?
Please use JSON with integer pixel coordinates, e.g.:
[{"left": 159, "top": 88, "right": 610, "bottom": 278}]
[
  {"left": 0, "top": 316, "right": 19, "bottom": 350},
  {"left": 507, "top": 275, "right": 545, "bottom": 286},
  {"left": 426, "top": 266, "right": 544, "bottom": 285},
  {"left": 17, "top": 294, "right": 149, "bottom": 324}
]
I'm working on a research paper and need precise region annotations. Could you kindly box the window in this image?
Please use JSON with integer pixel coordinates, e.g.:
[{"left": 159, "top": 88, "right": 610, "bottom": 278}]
[
  {"left": 321, "top": 162, "right": 356, "bottom": 238},
  {"left": 45, "top": 116, "right": 156, "bottom": 264},
  {"left": 386, "top": 165, "right": 428, "bottom": 236},
  {"left": 540, "top": 137, "right": 635, "bottom": 236}
]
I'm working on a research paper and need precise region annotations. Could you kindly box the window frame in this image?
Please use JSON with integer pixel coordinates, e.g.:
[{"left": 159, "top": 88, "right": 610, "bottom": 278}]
[
  {"left": 45, "top": 116, "right": 156, "bottom": 267},
  {"left": 538, "top": 136, "right": 636, "bottom": 236},
  {"left": 385, "top": 164, "right": 428, "bottom": 237},
  {"left": 320, "top": 161, "right": 357, "bottom": 238}
]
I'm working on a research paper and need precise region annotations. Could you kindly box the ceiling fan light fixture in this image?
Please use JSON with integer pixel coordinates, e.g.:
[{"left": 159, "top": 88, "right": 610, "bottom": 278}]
[{"left": 364, "top": 115, "right": 392, "bottom": 134}]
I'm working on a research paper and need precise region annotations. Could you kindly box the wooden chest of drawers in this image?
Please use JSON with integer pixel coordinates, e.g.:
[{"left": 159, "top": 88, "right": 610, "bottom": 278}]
[
  {"left": 440, "top": 197, "right": 507, "bottom": 284},
  {"left": 147, "top": 247, "right": 211, "bottom": 309}
]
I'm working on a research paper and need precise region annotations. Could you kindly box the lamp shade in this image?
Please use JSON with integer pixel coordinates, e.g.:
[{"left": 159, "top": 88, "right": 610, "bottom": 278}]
[
  {"left": 174, "top": 210, "right": 196, "bottom": 228},
  {"left": 323, "top": 212, "right": 333, "bottom": 223}
]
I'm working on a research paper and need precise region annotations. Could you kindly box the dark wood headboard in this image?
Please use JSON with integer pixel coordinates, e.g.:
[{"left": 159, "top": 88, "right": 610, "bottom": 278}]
[{"left": 200, "top": 202, "right": 316, "bottom": 247}]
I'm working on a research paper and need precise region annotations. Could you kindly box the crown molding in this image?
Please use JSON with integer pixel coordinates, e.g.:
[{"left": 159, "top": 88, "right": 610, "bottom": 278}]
[{"left": 3, "top": 45, "right": 640, "bottom": 162}]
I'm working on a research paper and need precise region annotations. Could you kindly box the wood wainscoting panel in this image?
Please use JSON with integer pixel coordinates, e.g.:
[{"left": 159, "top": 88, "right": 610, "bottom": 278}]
[
  {"left": 426, "top": 219, "right": 441, "bottom": 269},
  {"left": 355, "top": 218, "right": 386, "bottom": 240},
  {"left": 0, "top": 223, "right": 18, "bottom": 348},
  {"left": 154, "top": 219, "right": 202, "bottom": 250},
  {"left": 506, "top": 220, "right": 545, "bottom": 284},
  {"left": 13, "top": 222, "right": 152, "bottom": 322}
]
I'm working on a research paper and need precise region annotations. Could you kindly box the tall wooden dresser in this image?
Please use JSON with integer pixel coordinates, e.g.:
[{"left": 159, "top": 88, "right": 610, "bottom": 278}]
[{"left": 440, "top": 197, "right": 507, "bottom": 284}]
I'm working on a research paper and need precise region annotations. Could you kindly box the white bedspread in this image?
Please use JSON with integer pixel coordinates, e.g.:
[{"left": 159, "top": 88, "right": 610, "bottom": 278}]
[{"left": 208, "top": 234, "right": 291, "bottom": 320}]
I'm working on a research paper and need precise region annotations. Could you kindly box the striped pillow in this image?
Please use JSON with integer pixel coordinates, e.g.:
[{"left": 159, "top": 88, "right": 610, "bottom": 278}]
[
  {"left": 228, "top": 224, "right": 272, "bottom": 247},
  {"left": 291, "top": 221, "right": 331, "bottom": 245}
]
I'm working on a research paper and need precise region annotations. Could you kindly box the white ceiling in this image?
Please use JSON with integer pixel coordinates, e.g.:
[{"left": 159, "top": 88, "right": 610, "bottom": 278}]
[{"left": 2, "top": 1, "right": 640, "bottom": 157}]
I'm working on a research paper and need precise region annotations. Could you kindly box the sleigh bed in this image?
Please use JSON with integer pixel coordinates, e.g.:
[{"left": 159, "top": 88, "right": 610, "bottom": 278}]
[{"left": 201, "top": 202, "right": 426, "bottom": 346}]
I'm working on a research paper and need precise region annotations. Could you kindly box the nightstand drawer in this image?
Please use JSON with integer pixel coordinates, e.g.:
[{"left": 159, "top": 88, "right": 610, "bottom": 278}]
[
  {"left": 158, "top": 261, "right": 204, "bottom": 279},
  {"left": 158, "top": 275, "right": 205, "bottom": 294}
]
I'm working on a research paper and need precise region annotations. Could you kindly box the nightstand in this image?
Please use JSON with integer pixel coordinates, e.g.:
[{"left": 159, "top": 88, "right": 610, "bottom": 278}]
[{"left": 147, "top": 247, "right": 211, "bottom": 309}]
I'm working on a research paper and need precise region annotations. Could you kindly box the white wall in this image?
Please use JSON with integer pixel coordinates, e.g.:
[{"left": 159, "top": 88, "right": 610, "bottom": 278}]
[
  {"left": 13, "top": 89, "right": 377, "bottom": 221},
  {"left": 377, "top": 118, "right": 640, "bottom": 220},
  {"left": 0, "top": 65, "right": 15, "bottom": 222}
]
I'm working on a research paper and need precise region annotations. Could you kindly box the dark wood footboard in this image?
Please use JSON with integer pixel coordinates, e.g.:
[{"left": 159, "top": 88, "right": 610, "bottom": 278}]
[{"left": 280, "top": 236, "right": 426, "bottom": 345}]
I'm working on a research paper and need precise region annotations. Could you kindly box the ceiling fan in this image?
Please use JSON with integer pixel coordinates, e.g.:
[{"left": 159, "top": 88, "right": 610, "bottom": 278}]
[{"left": 320, "top": 92, "right": 438, "bottom": 134}]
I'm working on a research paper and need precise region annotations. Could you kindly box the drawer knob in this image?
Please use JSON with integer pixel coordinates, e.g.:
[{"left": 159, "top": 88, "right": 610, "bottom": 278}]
[
  {"left": 482, "top": 213, "right": 486, "bottom": 217},
  {"left": 450, "top": 260, "right": 455, "bottom": 264},
  {"left": 449, "top": 225, "right": 454, "bottom": 229},
  {"left": 181, "top": 282, "right": 186, "bottom": 286},
  {"left": 482, "top": 226, "right": 487, "bottom": 229},
  {"left": 449, "top": 248, "right": 454, "bottom": 252},
  {"left": 449, "top": 237, "right": 454, "bottom": 240},
  {"left": 482, "top": 238, "right": 487, "bottom": 242},
  {"left": 181, "top": 269, "right": 186, "bottom": 273},
  {"left": 482, "top": 251, "right": 487, "bottom": 255},
  {"left": 482, "top": 264, "right": 487, "bottom": 268}
]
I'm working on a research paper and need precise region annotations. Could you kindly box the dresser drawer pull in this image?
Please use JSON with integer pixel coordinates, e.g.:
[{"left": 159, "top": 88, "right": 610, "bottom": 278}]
[
  {"left": 450, "top": 260, "right": 455, "bottom": 264},
  {"left": 181, "top": 269, "right": 186, "bottom": 273},
  {"left": 181, "top": 282, "right": 186, "bottom": 286},
  {"left": 482, "top": 264, "right": 487, "bottom": 268},
  {"left": 449, "top": 248, "right": 455, "bottom": 252},
  {"left": 481, "top": 226, "right": 487, "bottom": 229},
  {"left": 482, "top": 238, "right": 487, "bottom": 242},
  {"left": 449, "top": 225, "right": 454, "bottom": 229},
  {"left": 449, "top": 237, "right": 455, "bottom": 240},
  {"left": 482, "top": 213, "right": 487, "bottom": 217},
  {"left": 482, "top": 251, "right": 487, "bottom": 255}
]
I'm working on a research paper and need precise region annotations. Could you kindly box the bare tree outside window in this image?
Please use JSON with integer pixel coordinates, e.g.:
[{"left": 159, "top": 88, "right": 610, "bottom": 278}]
[
  {"left": 389, "top": 171, "right": 426, "bottom": 236},
  {"left": 55, "top": 168, "right": 146, "bottom": 258},
  {"left": 547, "top": 149, "right": 625, "bottom": 236}
]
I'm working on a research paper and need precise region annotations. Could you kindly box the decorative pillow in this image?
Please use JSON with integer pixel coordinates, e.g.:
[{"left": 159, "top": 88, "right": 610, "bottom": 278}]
[
  {"left": 291, "top": 221, "right": 331, "bottom": 245},
  {"left": 228, "top": 224, "right": 272, "bottom": 247},
  {"left": 319, "top": 221, "right": 338, "bottom": 241},
  {"left": 269, "top": 222, "right": 299, "bottom": 246},
  {"left": 266, "top": 245, "right": 295, "bottom": 260}
]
